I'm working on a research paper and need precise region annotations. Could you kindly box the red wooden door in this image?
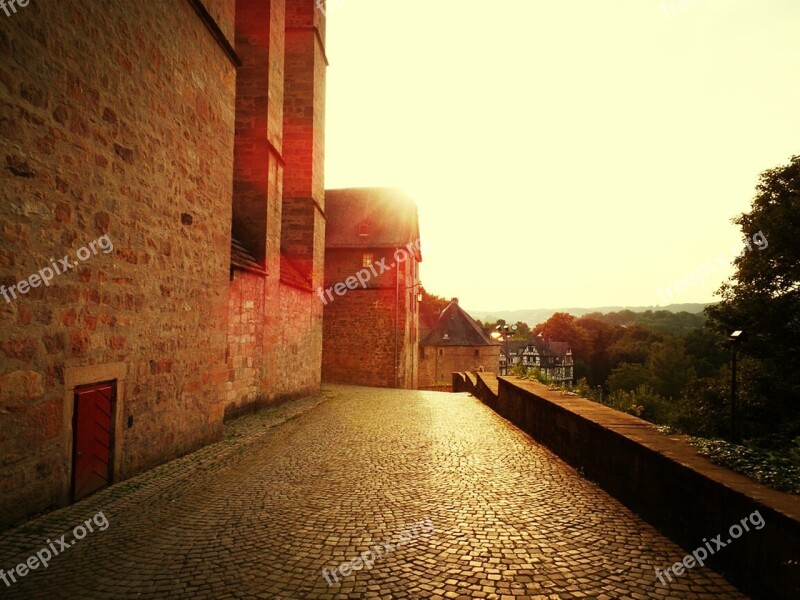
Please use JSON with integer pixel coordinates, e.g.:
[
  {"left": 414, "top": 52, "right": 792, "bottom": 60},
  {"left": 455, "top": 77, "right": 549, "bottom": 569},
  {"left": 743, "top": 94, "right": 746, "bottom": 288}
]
[{"left": 72, "top": 382, "right": 114, "bottom": 501}]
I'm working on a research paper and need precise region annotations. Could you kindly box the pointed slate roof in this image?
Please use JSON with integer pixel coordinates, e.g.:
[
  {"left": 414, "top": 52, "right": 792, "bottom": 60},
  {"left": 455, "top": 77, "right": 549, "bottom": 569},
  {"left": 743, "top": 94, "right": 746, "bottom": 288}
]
[
  {"left": 325, "top": 187, "right": 421, "bottom": 258},
  {"left": 422, "top": 299, "right": 498, "bottom": 347},
  {"left": 528, "top": 336, "right": 570, "bottom": 357}
]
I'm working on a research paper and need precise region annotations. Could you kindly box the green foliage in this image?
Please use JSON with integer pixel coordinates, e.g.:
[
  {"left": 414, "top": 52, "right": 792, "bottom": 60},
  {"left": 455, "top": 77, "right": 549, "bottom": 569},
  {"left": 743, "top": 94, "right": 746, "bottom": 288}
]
[
  {"left": 671, "top": 377, "right": 729, "bottom": 439},
  {"left": 606, "top": 326, "right": 665, "bottom": 365},
  {"left": 509, "top": 362, "right": 525, "bottom": 376},
  {"left": 481, "top": 319, "right": 534, "bottom": 342},
  {"left": 689, "top": 437, "right": 800, "bottom": 495},
  {"left": 511, "top": 364, "right": 554, "bottom": 386},
  {"left": 533, "top": 312, "right": 590, "bottom": 356},
  {"left": 706, "top": 155, "right": 800, "bottom": 448},
  {"left": 582, "top": 309, "right": 706, "bottom": 336},
  {"left": 606, "top": 338, "right": 694, "bottom": 400},
  {"left": 646, "top": 338, "right": 696, "bottom": 399},
  {"left": 608, "top": 363, "right": 655, "bottom": 393},
  {"left": 502, "top": 156, "right": 800, "bottom": 493},
  {"left": 420, "top": 287, "right": 451, "bottom": 327},
  {"left": 574, "top": 377, "right": 602, "bottom": 402},
  {"left": 604, "top": 385, "right": 680, "bottom": 425},
  {"left": 683, "top": 328, "right": 729, "bottom": 378}
]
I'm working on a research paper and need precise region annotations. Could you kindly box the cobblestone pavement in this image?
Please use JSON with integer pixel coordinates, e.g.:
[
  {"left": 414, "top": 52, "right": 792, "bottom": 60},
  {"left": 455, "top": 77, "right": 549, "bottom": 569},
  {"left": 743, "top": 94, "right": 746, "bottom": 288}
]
[{"left": 0, "top": 386, "right": 747, "bottom": 599}]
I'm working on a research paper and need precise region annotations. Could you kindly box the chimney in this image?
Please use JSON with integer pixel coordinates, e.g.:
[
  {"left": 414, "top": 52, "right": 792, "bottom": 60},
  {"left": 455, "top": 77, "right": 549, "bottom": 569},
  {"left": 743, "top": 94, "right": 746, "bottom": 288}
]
[{"left": 452, "top": 297, "right": 459, "bottom": 304}]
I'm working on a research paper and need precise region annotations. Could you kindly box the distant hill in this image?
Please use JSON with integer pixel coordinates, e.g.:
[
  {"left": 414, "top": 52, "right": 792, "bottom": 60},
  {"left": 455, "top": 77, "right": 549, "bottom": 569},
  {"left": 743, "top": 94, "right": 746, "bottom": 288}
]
[{"left": 468, "top": 303, "right": 710, "bottom": 327}]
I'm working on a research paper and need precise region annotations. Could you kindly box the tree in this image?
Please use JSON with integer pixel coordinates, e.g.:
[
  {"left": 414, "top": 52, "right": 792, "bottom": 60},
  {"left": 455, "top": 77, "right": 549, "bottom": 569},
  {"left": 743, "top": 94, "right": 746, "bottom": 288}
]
[
  {"left": 511, "top": 321, "right": 533, "bottom": 342},
  {"left": 533, "top": 312, "right": 590, "bottom": 357},
  {"left": 575, "top": 316, "right": 617, "bottom": 386},
  {"left": 606, "top": 326, "right": 664, "bottom": 365},
  {"left": 708, "top": 155, "right": 800, "bottom": 366},
  {"left": 419, "top": 287, "right": 450, "bottom": 328},
  {"left": 684, "top": 328, "right": 728, "bottom": 378},
  {"left": 707, "top": 155, "right": 800, "bottom": 444},
  {"left": 479, "top": 319, "right": 534, "bottom": 342},
  {"left": 608, "top": 363, "right": 655, "bottom": 393},
  {"left": 646, "top": 338, "right": 695, "bottom": 399}
]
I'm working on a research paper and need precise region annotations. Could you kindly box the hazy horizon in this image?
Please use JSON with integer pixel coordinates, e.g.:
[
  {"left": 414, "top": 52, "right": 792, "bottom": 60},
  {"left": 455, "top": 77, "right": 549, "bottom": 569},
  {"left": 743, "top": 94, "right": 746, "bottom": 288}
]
[{"left": 324, "top": 0, "right": 799, "bottom": 309}]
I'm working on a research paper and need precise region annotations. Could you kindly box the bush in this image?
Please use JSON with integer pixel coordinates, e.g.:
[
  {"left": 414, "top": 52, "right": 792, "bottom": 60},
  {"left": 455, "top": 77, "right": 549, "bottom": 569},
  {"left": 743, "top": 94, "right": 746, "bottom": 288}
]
[
  {"left": 574, "top": 377, "right": 602, "bottom": 402},
  {"left": 605, "top": 385, "right": 680, "bottom": 425},
  {"left": 690, "top": 437, "right": 800, "bottom": 494},
  {"left": 510, "top": 364, "right": 555, "bottom": 386}
]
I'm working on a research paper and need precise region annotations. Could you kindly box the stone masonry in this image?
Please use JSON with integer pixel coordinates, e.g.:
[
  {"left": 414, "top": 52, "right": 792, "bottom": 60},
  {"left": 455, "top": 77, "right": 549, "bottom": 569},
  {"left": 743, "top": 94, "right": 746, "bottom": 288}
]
[
  {"left": 322, "top": 189, "right": 421, "bottom": 389},
  {"left": 226, "top": 0, "right": 326, "bottom": 418},
  {"left": 0, "top": 0, "right": 326, "bottom": 529}
]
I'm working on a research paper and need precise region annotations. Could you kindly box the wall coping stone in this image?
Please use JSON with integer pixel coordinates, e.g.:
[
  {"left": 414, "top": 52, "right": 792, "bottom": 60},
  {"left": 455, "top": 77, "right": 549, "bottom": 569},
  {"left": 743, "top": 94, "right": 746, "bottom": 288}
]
[{"left": 454, "top": 370, "right": 800, "bottom": 599}]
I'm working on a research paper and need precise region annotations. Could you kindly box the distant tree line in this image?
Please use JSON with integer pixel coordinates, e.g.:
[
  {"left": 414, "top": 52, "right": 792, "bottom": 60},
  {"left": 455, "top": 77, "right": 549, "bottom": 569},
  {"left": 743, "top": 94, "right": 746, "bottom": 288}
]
[{"left": 485, "top": 156, "right": 800, "bottom": 457}]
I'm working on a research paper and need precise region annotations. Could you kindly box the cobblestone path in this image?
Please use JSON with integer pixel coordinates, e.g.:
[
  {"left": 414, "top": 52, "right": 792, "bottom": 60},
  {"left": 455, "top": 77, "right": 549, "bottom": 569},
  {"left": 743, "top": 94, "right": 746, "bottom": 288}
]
[{"left": 0, "top": 386, "right": 746, "bottom": 599}]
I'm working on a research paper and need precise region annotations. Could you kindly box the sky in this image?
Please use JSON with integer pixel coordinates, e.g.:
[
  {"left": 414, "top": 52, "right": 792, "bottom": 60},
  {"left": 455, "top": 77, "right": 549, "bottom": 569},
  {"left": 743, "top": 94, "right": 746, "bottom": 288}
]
[{"left": 322, "top": 0, "right": 800, "bottom": 312}]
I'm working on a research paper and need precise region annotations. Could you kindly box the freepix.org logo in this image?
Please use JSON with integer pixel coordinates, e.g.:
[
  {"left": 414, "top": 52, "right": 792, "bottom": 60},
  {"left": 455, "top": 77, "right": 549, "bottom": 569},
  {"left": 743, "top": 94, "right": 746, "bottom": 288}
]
[
  {"left": 1, "top": 511, "right": 109, "bottom": 589},
  {"left": 0, "top": 0, "right": 31, "bottom": 18},
  {"left": 1, "top": 234, "right": 114, "bottom": 304},
  {"left": 317, "top": 238, "right": 422, "bottom": 306}
]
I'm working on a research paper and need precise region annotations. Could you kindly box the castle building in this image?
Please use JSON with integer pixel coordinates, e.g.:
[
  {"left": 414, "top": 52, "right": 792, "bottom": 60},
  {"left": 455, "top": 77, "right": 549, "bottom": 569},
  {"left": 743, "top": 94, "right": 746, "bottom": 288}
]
[
  {"left": 0, "top": 0, "right": 326, "bottom": 528},
  {"left": 321, "top": 188, "right": 421, "bottom": 389},
  {"left": 419, "top": 299, "right": 501, "bottom": 390}
]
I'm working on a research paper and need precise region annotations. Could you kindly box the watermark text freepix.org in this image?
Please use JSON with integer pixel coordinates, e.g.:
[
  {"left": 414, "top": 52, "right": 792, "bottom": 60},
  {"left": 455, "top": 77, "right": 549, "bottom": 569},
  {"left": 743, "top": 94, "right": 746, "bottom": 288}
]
[
  {"left": 655, "top": 509, "right": 765, "bottom": 586},
  {"left": 0, "top": 511, "right": 109, "bottom": 588},
  {"left": 322, "top": 518, "right": 435, "bottom": 585},
  {"left": 0, "top": 0, "right": 31, "bottom": 18},
  {"left": 317, "top": 238, "right": 422, "bottom": 306},
  {"left": 1, "top": 234, "right": 114, "bottom": 304},
  {"left": 656, "top": 230, "right": 767, "bottom": 304}
]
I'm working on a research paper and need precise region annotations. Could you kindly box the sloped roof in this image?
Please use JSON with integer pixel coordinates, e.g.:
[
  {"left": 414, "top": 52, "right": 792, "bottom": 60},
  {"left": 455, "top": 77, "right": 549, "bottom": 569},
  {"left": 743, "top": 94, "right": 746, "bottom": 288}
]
[
  {"left": 325, "top": 188, "right": 421, "bottom": 257},
  {"left": 528, "top": 337, "right": 571, "bottom": 357},
  {"left": 280, "top": 255, "right": 312, "bottom": 291},
  {"left": 422, "top": 300, "right": 498, "bottom": 347},
  {"left": 231, "top": 236, "right": 266, "bottom": 275},
  {"left": 506, "top": 340, "right": 529, "bottom": 355}
]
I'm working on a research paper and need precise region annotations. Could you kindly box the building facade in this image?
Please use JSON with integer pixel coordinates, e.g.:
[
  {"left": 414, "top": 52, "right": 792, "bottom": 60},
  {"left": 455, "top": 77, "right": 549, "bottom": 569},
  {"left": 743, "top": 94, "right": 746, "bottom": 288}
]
[
  {"left": 419, "top": 299, "right": 500, "bottom": 390},
  {"left": 0, "top": 0, "right": 326, "bottom": 529},
  {"left": 499, "top": 340, "right": 528, "bottom": 375},
  {"left": 520, "top": 337, "right": 575, "bottom": 387},
  {"left": 321, "top": 188, "right": 421, "bottom": 389},
  {"left": 226, "top": 0, "right": 327, "bottom": 418}
]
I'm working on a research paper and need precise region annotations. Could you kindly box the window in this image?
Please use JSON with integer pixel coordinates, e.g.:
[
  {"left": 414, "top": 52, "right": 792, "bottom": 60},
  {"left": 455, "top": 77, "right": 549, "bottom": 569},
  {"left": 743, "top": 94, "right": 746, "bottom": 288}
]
[
  {"left": 438, "top": 348, "right": 444, "bottom": 356},
  {"left": 362, "top": 252, "right": 373, "bottom": 268},
  {"left": 474, "top": 349, "right": 480, "bottom": 357}
]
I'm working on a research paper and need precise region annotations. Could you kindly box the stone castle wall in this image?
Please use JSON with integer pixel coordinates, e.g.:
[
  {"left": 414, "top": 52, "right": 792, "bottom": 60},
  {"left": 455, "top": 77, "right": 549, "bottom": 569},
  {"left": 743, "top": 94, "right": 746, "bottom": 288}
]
[
  {"left": 0, "top": 0, "right": 237, "bottom": 527},
  {"left": 0, "top": 0, "right": 326, "bottom": 529},
  {"left": 419, "top": 346, "right": 501, "bottom": 389},
  {"left": 321, "top": 248, "right": 418, "bottom": 388}
]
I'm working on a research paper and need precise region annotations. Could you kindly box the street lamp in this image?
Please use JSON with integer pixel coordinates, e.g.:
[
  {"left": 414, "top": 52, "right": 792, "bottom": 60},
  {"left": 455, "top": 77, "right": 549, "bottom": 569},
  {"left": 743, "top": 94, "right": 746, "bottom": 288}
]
[
  {"left": 492, "top": 324, "right": 517, "bottom": 375},
  {"left": 728, "top": 330, "right": 746, "bottom": 444}
]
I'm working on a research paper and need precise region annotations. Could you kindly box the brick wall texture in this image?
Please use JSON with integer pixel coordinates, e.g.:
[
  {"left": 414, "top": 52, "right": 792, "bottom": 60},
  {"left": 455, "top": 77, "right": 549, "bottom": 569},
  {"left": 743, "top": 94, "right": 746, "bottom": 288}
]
[
  {"left": 0, "top": 0, "right": 326, "bottom": 529},
  {"left": 419, "top": 346, "right": 501, "bottom": 389},
  {"left": 321, "top": 248, "right": 419, "bottom": 388}
]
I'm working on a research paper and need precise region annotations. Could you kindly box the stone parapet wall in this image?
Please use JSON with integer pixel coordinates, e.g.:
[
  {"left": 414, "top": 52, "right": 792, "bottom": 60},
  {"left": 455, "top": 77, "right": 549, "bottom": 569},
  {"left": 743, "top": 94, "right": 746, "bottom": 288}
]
[{"left": 453, "top": 371, "right": 800, "bottom": 599}]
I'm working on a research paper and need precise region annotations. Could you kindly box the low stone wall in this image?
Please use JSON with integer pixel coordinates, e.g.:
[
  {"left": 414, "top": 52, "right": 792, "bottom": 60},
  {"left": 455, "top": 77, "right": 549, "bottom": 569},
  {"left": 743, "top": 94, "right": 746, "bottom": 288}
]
[{"left": 453, "top": 371, "right": 800, "bottom": 600}]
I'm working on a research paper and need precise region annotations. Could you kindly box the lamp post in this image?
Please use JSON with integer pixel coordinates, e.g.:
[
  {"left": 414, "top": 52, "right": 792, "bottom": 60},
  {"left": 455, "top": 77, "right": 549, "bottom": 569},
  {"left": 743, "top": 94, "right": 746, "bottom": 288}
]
[
  {"left": 491, "top": 323, "right": 517, "bottom": 375},
  {"left": 728, "top": 330, "right": 745, "bottom": 444}
]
